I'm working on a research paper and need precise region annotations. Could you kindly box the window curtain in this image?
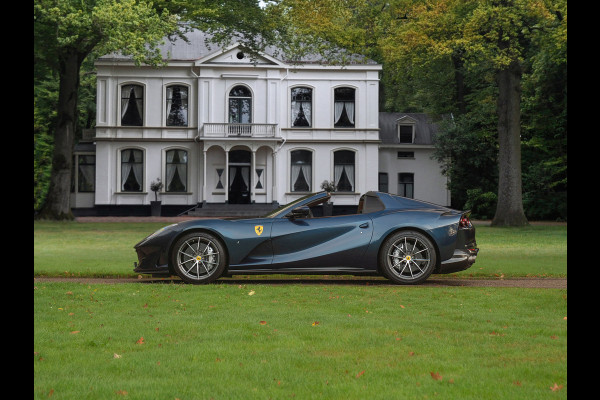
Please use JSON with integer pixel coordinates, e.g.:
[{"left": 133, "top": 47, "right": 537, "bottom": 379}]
[
  {"left": 121, "top": 163, "right": 132, "bottom": 191},
  {"left": 334, "top": 165, "right": 354, "bottom": 192},
  {"left": 291, "top": 165, "right": 312, "bottom": 191},
  {"left": 291, "top": 102, "right": 311, "bottom": 127},
  {"left": 241, "top": 167, "right": 249, "bottom": 190},
  {"left": 344, "top": 102, "right": 355, "bottom": 125},
  {"left": 345, "top": 165, "right": 354, "bottom": 191},
  {"left": 121, "top": 150, "right": 142, "bottom": 191},
  {"left": 166, "top": 86, "right": 188, "bottom": 126},
  {"left": 166, "top": 150, "right": 187, "bottom": 192},
  {"left": 334, "top": 165, "right": 344, "bottom": 188},
  {"left": 229, "top": 167, "right": 235, "bottom": 189},
  {"left": 334, "top": 102, "right": 354, "bottom": 125},
  {"left": 121, "top": 86, "right": 143, "bottom": 125},
  {"left": 166, "top": 86, "right": 173, "bottom": 119},
  {"left": 291, "top": 164, "right": 301, "bottom": 191},
  {"left": 334, "top": 102, "right": 344, "bottom": 125},
  {"left": 302, "top": 165, "right": 311, "bottom": 191}
]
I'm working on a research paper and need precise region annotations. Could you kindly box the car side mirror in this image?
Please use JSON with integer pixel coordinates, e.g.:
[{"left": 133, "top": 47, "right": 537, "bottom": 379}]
[{"left": 287, "top": 206, "right": 310, "bottom": 219}]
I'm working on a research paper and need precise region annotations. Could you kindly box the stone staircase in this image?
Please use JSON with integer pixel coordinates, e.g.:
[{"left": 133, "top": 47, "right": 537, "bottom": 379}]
[{"left": 183, "top": 203, "right": 279, "bottom": 218}]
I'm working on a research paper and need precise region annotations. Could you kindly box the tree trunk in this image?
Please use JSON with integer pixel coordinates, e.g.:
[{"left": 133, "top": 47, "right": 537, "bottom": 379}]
[
  {"left": 37, "top": 49, "right": 82, "bottom": 220},
  {"left": 491, "top": 62, "right": 528, "bottom": 226}
]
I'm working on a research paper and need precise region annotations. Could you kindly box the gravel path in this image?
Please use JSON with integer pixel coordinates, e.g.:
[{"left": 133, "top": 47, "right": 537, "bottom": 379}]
[{"left": 34, "top": 276, "right": 566, "bottom": 289}]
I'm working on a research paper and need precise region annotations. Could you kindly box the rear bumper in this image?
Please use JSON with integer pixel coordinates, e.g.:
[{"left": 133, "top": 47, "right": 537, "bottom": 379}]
[{"left": 437, "top": 247, "right": 479, "bottom": 274}]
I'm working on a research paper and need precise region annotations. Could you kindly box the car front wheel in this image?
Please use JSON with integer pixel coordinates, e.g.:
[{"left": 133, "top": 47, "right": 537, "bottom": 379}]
[
  {"left": 379, "top": 231, "right": 437, "bottom": 284},
  {"left": 171, "top": 232, "right": 227, "bottom": 284}
]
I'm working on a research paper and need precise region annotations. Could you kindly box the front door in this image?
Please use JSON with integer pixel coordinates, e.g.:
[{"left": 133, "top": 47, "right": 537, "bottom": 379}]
[{"left": 229, "top": 166, "right": 250, "bottom": 204}]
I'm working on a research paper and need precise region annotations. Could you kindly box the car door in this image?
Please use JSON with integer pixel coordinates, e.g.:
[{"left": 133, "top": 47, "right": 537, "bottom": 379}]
[{"left": 270, "top": 213, "right": 374, "bottom": 269}]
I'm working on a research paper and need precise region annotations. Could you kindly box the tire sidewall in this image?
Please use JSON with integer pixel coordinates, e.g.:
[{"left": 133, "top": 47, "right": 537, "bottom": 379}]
[
  {"left": 171, "top": 231, "right": 227, "bottom": 284},
  {"left": 379, "top": 231, "right": 437, "bottom": 285}
]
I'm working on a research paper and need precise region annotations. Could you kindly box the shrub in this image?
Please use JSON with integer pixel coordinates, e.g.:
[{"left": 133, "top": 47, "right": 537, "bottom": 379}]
[{"left": 464, "top": 189, "right": 497, "bottom": 219}]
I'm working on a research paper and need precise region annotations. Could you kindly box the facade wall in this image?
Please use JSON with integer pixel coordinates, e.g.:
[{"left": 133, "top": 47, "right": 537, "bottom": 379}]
[
  {"left": 92, "top": 47, "right": 382, "bottom": 208},
  {"left": 84, "top": 44, "right": 448, "bottom": 212},
  {"left": 378, "top": 147, "right": 450, "bottom": 206}
]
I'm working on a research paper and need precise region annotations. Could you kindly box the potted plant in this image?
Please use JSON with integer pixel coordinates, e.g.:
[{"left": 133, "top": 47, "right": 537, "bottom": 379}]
[
  {"left": 320, "top": 180, "right": 336, "bottom": 216},
  {"left": 150, "top": 178, "right": 163, "bottom": 216}
]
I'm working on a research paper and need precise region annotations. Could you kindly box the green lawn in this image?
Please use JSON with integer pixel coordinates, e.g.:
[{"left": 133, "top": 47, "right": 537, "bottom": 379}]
[
  {"left": 34, "top": 221, "right": 567, "bottom": 398},
  {"left": 34, "top": 282, "right": 566, "bottom": 399},
  {"left": 33, "top": 221, "right": 567, "bottom": 278}
]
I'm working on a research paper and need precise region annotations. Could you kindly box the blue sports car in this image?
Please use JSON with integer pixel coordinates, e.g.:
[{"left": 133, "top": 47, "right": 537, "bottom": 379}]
[{"left": 134, "top": 191, "right": 478, "bottom": 284}]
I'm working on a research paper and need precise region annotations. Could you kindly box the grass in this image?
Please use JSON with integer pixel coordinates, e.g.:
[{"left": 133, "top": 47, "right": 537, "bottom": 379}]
[
  {"left": 34, "top": 282, "right": 567, "bottom": 399},
  {"left": 33, "top": 221, "right": 567, "bottom": 278},
  {"left": 34, "top": 221, "right": 567, "bottom": 398}
]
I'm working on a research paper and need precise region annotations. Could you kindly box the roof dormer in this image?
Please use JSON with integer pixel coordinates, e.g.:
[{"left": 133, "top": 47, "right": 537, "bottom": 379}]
[{"left": 396, "top": 115, "right": 417, "bottom": 143}]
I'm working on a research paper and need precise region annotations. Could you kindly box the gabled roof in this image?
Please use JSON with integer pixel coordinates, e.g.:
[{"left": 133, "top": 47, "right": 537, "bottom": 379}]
[
  {"left": 98, "top": 27, "right": 379, "bottom": 66},
  {"left": 378, "top": 112, "right": 444, "bottom": 145}
]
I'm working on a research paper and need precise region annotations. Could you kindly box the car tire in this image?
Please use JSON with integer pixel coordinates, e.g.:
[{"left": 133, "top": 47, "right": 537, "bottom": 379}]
[
  {"left": 171, "top": 231, "right": 227, "bottom": 284},
  {"left": 379, "top": 230, "right": 437, "bottom": 285}
]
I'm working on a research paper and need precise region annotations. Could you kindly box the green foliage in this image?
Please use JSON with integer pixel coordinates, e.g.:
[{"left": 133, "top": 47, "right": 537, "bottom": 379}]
[{"left": 464, "top": 189, "right": 497, "bottom": 220}]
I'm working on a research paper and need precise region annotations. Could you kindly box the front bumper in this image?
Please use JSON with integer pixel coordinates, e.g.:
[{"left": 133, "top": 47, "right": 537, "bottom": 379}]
[{"left": 133, "top": 226, "right": 179, "bottom": 275}]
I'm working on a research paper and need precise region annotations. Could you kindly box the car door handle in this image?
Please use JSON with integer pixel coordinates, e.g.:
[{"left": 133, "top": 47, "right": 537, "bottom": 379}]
[{"left": 359, "top": 222, "right": 369, "bottom": 229}]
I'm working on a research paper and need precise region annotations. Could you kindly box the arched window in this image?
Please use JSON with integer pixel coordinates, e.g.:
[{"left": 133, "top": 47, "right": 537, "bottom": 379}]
[
  {"left": 291, "top": 150, "right": 312, "bottom": 192},
  {"left": 166, "top": 149, "right": 188, "bottom": 192},
  {"left": 334, "top": 150, "right": 355, "bottom": 192},
  {"left": 121, "top": 149, "right": 143, "bottom": 191},
  {"left": 333, "top": 87, "right": 355, "bottom": 127},
  {"left": 228, "top": 85, "right": 252, "bottom": 124},
  {"left": 166, "top": 85, "right": 188, "bottom": 126},
  {"left": 291, "top": 87, "right": 312, "bottom": 127},
  {"left": 121, "top": 84, "right": 143, "bottom": 126}
]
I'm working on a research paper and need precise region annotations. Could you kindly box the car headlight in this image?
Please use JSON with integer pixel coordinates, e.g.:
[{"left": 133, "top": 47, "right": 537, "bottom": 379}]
[{"left": 145, "top": 223, "right": 178, "bottom": 240}]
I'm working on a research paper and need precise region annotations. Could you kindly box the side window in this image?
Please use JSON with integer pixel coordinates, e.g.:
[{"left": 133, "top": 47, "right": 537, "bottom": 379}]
[
  {"left": 166, "top": 85, "right": 188, "bottom": 126},
  {"left": 334, "top": 87, "right": 355, "bottom": 127},
  {"left": 291, "top": 87, "right": 312, "bottom": 127},
  {"left": 121, "top": 84, "right": 143, "bottom": 126},
  {"left": 121, "top": 149, "right": 143, "bottom": 192}
]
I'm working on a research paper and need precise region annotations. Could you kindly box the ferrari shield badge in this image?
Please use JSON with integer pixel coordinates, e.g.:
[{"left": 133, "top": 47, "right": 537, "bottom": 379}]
[{"left": 255, "top": 225, "right": 264, "bottom": 236}]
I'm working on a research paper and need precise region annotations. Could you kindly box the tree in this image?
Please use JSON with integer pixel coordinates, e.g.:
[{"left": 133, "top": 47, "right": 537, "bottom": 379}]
[
  {"left": 34, "top": 0, "right": 179, "bottom": 219},
  {"left": 270, "top": 0, "right": 565, "bottom": 226},
  {"left": 34, "top": 0, "right": 274, "bottom": 219}
]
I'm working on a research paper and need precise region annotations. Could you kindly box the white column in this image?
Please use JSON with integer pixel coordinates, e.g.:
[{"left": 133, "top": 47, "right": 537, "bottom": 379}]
[
  {"left": 251, "top": 149, "right": 256, "bottom": 203},
  {"left": 224, "top": 149, "right": 229, "bottom": 203},
  {"left": 202, "top": 149, "right": 207, "bottom": 203},
  {"left": 272, "top": 147, "right": 279, "bottom": 204}
]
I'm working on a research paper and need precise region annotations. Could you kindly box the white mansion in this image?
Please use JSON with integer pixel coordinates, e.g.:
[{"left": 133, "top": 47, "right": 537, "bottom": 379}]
[{"left": 71, "top": 30, "right": 449, "bottom": 215}]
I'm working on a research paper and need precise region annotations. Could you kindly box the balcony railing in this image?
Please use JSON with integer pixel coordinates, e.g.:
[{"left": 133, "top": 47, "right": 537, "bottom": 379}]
[{"left": 201, "top": 123, "right": 278, "bottom": 138}]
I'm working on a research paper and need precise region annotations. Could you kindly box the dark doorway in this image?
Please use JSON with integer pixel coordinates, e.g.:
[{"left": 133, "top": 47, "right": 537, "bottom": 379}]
[{"left": 228, "top": 150, "right": 251, "bottom": 204}]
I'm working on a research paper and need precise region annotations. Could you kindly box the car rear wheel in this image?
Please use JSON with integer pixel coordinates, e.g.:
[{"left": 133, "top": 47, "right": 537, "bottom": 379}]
[
  {"left": 379, "top": 231, "right": 437, "bottom": 284},
  {"left": 171, "top": 232, "right": 227, "bottom": 284}
]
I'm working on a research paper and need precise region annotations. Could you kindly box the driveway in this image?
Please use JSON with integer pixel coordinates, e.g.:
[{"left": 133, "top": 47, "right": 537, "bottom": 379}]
[{"left": 34, "top": 276, "right": 566, "bottom": 289}]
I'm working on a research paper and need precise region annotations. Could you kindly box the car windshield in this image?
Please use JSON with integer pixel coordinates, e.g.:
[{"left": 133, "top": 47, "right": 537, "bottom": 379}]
[{"left": 262, "top": 193, "right": 321, "bottom": 218}]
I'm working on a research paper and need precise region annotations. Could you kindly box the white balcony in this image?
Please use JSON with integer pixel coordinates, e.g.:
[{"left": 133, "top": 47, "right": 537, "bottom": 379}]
[{"left": 201, "top": 123, "right": 278, "bottom": 138}]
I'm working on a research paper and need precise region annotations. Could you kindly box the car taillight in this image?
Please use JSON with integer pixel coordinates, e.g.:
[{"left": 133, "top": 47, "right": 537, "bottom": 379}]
[{"left": 459, "top": 214, "right": 472, "bottom": 228}]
